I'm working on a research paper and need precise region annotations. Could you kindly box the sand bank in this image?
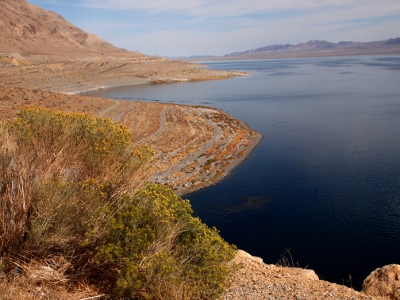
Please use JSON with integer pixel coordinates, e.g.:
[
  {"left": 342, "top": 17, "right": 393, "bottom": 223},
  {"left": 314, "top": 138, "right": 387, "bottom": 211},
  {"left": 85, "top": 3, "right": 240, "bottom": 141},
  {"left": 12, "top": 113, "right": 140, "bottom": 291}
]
[{"left": 0, "top": 58, "right": 247, "bottom": 94}]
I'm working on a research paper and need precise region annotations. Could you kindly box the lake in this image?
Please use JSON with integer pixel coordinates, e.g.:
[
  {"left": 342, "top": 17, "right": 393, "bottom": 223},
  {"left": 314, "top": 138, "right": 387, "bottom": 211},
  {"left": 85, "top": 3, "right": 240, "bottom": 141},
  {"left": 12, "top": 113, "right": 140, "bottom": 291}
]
[{"left": 84, "top": 56, "right": 400, "bottom": 289}]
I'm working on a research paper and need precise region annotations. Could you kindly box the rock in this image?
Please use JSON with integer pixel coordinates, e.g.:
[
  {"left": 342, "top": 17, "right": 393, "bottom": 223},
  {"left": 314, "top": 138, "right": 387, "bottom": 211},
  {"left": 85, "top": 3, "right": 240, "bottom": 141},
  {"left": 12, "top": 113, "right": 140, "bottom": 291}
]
[
  {"left": 236, "top": 250, "right": 264, "bottom": 264},
  {"left": 282, "top": 267, "right": 319, "bottom": 281},
  {"left": 362, "top": 264, "right": 400, "bottom": 299},
  {"left": 298, "top": 269, "right": 319, "bottom": 281}
]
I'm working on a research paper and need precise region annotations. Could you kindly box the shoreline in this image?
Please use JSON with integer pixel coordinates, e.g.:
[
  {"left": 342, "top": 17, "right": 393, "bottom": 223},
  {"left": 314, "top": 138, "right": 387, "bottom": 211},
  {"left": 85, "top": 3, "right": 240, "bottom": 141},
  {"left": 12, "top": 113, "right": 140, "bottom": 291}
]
[
  {"left": 174, "top": 107, "right": 263, "bottom": 196},
  {"left": 64, "top": 77, "right": 151, "bottom": 95},
  {"left": 0, "top": 58, "right": 248, "bottom": 94},
  {"left": 0, "top": 56, "right": 259, "bottom": 195},
  {"left": 89, "top": 96, "right": 263, "bottom": 196},
  {"left": 0, "top": 74, "right": 262, "bottom": 196},
  {"left": 51, "top": 70, "right": 261, "bottom": 195},
  {"left": 61, "top": 74, "right": 262, "bottom": 195}
]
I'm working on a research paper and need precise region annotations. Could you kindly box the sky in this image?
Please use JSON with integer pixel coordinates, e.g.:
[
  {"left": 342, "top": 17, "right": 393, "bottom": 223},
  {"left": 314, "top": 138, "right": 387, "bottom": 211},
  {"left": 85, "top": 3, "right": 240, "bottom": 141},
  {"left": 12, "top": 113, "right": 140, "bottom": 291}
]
[{"left": 28, "top": 0, "right": 400, "bottom": 57}]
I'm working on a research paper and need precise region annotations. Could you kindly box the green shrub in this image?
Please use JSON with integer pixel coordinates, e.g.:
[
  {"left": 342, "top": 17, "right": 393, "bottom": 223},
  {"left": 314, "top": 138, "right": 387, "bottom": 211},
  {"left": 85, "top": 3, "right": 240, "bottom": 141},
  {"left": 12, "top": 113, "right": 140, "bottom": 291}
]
[{"left": 97, "top": 183, "right": 236, "bottom": 299}]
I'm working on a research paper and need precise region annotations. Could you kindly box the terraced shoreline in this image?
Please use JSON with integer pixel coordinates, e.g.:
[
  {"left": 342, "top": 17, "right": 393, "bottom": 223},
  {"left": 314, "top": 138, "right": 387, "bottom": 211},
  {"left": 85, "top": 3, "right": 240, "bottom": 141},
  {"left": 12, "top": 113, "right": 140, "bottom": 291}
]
[
  {"left": 0, "top": 85, "right": 261, "bottom": 195},
  {"left": 97, "top": 100, "right": 262, "bottom": 195}
]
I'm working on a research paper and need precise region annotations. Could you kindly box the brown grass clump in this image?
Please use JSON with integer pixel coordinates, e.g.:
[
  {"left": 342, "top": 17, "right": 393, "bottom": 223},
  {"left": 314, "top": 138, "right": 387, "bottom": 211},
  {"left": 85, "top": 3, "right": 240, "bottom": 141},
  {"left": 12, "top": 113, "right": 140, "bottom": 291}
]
[{"left": 0, "top": 253, "right": 103, "bottom": 299}]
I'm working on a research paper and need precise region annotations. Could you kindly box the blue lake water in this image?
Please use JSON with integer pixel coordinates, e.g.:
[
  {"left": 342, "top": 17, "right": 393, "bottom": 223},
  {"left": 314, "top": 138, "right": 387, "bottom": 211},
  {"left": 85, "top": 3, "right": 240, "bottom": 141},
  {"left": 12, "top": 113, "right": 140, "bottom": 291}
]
[{"left": 84, "top": 56, "right": 400, "bottom": 289}]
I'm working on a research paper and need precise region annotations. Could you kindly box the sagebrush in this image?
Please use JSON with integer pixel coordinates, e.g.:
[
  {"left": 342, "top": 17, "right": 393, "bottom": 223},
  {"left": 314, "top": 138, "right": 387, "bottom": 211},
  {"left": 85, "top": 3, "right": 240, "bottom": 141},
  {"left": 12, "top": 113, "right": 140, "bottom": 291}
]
[{"left": 0, "top": 107, "right": 236, "bottom": 299}]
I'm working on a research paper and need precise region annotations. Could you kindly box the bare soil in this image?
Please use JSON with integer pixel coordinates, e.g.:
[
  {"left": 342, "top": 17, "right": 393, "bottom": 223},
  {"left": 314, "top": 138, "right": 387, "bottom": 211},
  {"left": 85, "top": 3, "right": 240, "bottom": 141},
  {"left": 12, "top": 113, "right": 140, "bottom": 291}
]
[{"left": 0, "top": 57, "right": 248, "bottom": 93}]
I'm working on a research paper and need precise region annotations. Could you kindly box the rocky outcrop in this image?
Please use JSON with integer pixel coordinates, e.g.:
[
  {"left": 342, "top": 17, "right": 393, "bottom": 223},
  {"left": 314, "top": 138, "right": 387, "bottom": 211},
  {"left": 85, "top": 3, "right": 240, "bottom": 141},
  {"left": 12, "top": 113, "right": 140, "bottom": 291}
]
[
  {"left": 236, "top": 249, "right": 265, "bottom": 265},
  {"left": 222, "top": 250, "right": 393, "bottom": 299},
  {"left": 362, "top": 264, "right": 400, "bottom": 299},
  {"left": 235, "top": 250, "right": 319, "bottom": 281},
  {"left": 223, "top": 250, "right": 376, "bottom": 300}
]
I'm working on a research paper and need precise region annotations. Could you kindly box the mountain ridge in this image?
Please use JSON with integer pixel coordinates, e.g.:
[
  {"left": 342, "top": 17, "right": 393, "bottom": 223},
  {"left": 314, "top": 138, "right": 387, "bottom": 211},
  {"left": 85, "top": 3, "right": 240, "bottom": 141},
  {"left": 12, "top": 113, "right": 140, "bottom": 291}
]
[{"left": 224, "top": 38, "right": 400, "bottom": 58}]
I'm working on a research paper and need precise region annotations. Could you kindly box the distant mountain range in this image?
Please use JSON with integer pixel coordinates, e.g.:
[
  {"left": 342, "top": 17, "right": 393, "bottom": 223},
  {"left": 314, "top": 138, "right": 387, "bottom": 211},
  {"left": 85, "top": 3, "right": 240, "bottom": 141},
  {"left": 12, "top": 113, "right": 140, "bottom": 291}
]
[
  {"left": 168, "top": 55, "right": 215, "bottom": 61},
  {"left": 223, "top": 38, "right": 400, "bottom": 59}
]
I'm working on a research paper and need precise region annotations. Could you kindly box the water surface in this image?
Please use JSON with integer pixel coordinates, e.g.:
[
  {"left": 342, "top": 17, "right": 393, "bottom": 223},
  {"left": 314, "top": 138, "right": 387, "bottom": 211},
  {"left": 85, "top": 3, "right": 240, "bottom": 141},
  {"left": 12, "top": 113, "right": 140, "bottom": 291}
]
[{"left": 85, "top": 56, "right": 400, "bottom": 289}]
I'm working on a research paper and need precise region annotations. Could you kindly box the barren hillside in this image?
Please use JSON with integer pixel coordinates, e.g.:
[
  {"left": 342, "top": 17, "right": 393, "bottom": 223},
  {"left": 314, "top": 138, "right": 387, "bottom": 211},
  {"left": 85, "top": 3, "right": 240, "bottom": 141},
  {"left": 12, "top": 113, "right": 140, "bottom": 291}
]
[{"left": 0, "top": 0, "right": 143, "bottom": 61}]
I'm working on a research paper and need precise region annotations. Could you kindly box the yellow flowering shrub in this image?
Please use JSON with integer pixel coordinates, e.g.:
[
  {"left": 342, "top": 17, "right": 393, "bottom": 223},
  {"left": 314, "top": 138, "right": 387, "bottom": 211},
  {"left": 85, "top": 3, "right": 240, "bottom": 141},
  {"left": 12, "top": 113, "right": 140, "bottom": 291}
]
[
  {"left": 0, "top": 107, "right": 153, "bottom": 252},
  {"left": 97, "top": 183, "right": 237, "bottom": 299},
  {"left": 0, "top": 108, "right": 236, "bottom": 299}
]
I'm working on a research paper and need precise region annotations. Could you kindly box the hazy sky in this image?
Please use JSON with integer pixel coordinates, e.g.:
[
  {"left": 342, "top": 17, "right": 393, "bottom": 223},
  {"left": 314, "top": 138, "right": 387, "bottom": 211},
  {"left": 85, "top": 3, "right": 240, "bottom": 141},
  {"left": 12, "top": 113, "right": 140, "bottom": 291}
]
[{"left": 28, "top": 0, "right": 400, "bottom": 57}]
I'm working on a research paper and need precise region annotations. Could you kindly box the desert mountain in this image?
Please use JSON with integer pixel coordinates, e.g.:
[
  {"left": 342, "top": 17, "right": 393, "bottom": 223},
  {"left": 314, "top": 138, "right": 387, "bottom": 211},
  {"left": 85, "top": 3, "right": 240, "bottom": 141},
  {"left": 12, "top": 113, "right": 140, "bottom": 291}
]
[
  {"left": 0, "top": 0, "right": 143, "bottom": 61},
  {"left": 225, "top": 38, "right": 400, "bottom": 59},
  {"left": 0, "top": 0, "right": 244, "bottom": 92}
]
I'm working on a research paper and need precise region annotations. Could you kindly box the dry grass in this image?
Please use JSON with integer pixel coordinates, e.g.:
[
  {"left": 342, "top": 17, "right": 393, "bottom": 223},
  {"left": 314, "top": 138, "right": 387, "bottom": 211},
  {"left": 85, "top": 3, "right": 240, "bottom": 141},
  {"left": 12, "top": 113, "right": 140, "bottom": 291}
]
[
  {"left": 0, "top": 277, "right": 101, "bottom": 300},
  {"left": 0, "top": 256, "right": 101, "bottom": 300}
]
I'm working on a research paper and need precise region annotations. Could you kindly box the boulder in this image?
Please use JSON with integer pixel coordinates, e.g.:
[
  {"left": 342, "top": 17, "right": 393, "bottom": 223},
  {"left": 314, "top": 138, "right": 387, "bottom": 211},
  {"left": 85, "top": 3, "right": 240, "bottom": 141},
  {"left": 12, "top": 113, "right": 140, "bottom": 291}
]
[
  {"left": 280, "top": 267, "right": 319, "bottom": 281},
  {"left": 235, "top": 250, "right": 319, "bottom": 280},
  {"left": 298, "top": 268, "right": 319, "bottom": 280},
  {"left": 236, "top": 249, "right": 264, "bottom": 264},
  {"left": 362, "top": 264, "right": 400, "bottom": 299}
]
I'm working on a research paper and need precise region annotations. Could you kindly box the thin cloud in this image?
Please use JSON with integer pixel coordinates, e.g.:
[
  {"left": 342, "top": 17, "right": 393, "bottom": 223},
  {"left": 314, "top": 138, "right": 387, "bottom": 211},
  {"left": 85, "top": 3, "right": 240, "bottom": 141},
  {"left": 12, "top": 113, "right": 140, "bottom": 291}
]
[
  {"left": 77, "top": 0, "right": 400, "bottom": 19},
  {"left": 28, "top": 0, "right": 400, "bottom": 56}
]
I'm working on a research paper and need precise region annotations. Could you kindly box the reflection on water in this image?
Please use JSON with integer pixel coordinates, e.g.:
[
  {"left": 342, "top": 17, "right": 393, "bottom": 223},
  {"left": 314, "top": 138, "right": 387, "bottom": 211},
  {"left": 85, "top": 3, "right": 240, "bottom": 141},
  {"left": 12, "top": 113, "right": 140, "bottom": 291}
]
[
  {"left": 218, "top": 196, "right": 271, "bottom": 214},
  {"left": 85, "top": 56, "right": 400, "bottom": 290}
]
